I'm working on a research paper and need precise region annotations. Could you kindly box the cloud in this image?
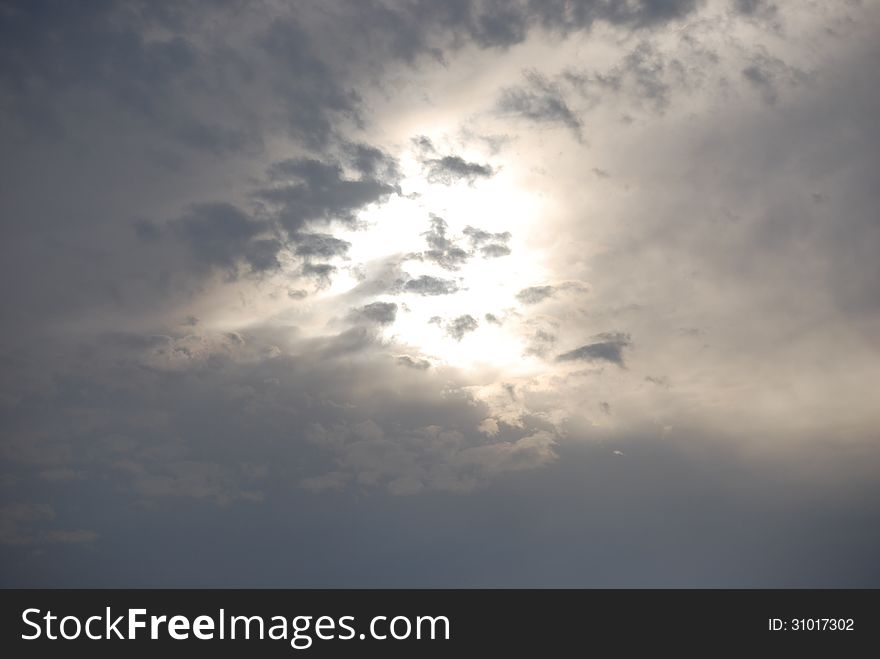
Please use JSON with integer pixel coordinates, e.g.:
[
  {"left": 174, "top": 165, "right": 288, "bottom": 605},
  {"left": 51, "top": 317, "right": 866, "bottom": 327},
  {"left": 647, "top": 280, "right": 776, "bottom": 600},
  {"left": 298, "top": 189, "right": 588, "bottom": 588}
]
[
  {"left": 498, "top": 71, "right": 583, "bottom": 136},
  {"left": 301, "top": 262, "right": 337, "bottom": 288},
  {"left": 404, "top": 275, "right": 460, "bottom": 296},
  {"left": 455, "top": 430, "right": 557, "bottom": 476},
  {"left": 421, "top": 215, "right": 471, "bottom": 270},
  {"left": 556, "top": 332, "right": 633, "bottom": 366},
  {"left": 2, "top": 0, "right": 880, "bottom": 590},
  {"left": 293, "top": 232, "right": 352, "bottom": 258},
  {"left": 345, "top": 142, "right": 401, "bottom": 181},
  {"left": 463, "top": 226, "right": 512, "bottom": 246},
  {"left": 416, "top": 215, "right": 513, "bottom": 269},
  {"left": 446, "top": 315, "right": 479, "bottom": 341},
  {"left": 258, "top": 156, "right": 399, "bottom": 233},
  {"left": 732, "top": 0, "right": 779, "bottom": 22},
  {"left": 480, "top": 243, "right": 511, "bottom": 257},
  {"left": 645, "top": 375, "right": 671, "bottom": 388},
  {"left": 525, "top": 328, "right": 558, "bottom": 358},
  {"left": 125, "top": 461, "right": 263, "bottom": 505},
  {"left": 170, "top": 202, "right": 282, "bottom": 274},
  {"left": 302, "top": 422, "right": 559, "bottom": 495},
  {"left": 516, "top": 285, "right": 556, "bottom": 304},
  {"left": 397, "top": 355, "right": 431, "bottom": 370},
  {"left": 424, "top": 155, "right": 495, "bottom": 185},
  {"left": 335, "top": 0, "right": 699, "bottom": 61},
  {"left": 463, "top": 225, "right": 512, "bottom": 258},
  {"left": 742, "top": 53, "right": 806, "bottom": 105},
  {"left": 258, "top": 18, "right": 361, "bottom": 147},
  {"left": 357, "top": 301, "right": 398, "bottom": 325}
]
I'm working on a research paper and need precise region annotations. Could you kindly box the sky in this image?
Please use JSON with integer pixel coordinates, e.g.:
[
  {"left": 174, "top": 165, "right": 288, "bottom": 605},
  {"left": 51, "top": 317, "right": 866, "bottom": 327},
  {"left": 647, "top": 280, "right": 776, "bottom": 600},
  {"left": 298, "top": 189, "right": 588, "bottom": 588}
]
[{"left": 1, "top": 0, "right": 879, "bottom": 587}]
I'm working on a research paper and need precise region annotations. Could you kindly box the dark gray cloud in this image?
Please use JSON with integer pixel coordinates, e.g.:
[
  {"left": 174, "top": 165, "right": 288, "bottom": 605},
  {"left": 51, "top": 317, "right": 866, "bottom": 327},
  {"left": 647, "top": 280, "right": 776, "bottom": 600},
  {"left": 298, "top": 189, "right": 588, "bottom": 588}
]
[
  {"left": 420, "top": 215, "right": 471, "bottom": 270},
  {"left": 345, "top": 142, "right": 401, "bottom": 181},
  {"left": 404, "top": 275, "right": 460, "bottom": 296},
  {"left": 293, "top": 232, "right": 352, "bottom": 259},
  {"left": 170, "top": 203, "right": 282, "bottom": 274},
  {"left": 556, "top": 332, "right": 632, "bottom": 366},
  {"left": 357, "top": 301, "right": 398, "bottom": 325},
  {"left": 425, "top": 155, "right": 495, "bottom": 185},
  {"left": 258, "top": 18, "right": 361, "bottom": 148},
  {"left": 516, "top": 285, "right": 556, "bottom": 304},
  {"left": 485, "top": 313, "right": 502, "bottom": 325},
  {"left": 4, "top": 434, "right": 877, "bottom": 587},
  {"left": 301, "top": 262, "right": 337, "bottom": 288},
  {"left": 134, "top": 219, "right": 162, "bottom": 242},
  {"left": 337, "top": 0, "right": 699, "bottom": 60},
  {"left": 259, "top": 157, "right": 400, "bottom": 233},
  {"left": 733, "top": 0, "right": 778, "bottom": 22},
  {"left": 417, "top": 216, "right": 512, "bottom": 269},
  {"left": 446, "top": 314, "right": 480, "bottom": 341}
]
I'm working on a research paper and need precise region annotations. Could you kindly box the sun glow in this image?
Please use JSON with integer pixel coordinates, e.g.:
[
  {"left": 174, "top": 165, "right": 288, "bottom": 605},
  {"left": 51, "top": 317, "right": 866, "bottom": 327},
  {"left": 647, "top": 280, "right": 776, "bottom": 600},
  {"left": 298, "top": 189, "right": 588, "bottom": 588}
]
[{"left": 332, "top": 152, "right": 551, "bottom": 372}]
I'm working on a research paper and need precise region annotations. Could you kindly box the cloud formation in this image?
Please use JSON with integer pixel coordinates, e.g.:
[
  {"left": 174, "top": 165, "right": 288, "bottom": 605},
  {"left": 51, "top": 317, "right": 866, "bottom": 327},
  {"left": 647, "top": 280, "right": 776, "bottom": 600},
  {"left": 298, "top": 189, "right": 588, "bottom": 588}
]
[{"left": 1, "top": 0, "right": 878, "bottom": 589}]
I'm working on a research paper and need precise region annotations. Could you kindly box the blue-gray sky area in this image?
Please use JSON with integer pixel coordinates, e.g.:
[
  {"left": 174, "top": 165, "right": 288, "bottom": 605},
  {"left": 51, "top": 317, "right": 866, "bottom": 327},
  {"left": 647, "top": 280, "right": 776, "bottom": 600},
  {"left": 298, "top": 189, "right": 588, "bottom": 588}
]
[{"left": 1, "top": 0, "right": 879, "bottom": 587}]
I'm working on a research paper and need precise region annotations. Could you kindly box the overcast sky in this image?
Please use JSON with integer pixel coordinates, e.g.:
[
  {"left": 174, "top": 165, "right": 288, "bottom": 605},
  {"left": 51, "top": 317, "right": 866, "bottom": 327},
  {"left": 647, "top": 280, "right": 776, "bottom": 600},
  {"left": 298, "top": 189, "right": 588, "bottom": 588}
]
[{"left": 1, "top": 0, "right": 879, "bottom": 587}]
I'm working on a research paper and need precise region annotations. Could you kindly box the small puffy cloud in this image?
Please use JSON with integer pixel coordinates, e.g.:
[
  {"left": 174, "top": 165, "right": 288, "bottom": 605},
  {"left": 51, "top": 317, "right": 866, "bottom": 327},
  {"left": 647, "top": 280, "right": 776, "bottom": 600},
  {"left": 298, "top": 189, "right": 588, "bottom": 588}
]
[
  {"left": 422, "top": 214, "right": 471, "bottom": 270},
  {"left": 404, "top": 275, "right": 459, "bottom": 296},
  {"left": 357, "top": 301, "right": 398, "bottom": 325},
  {"left": 446, "top": 314, "right": 479, "bottom": 341},
  {"left": 463, "top": 226, "right": 512, "bottom": 247},
  {"left": 411, "top": 135, "right": 436, "bottom": 153},
  {"left": 464, "top": 224, "right": 513, "bottom": 260},
  {"left": 425, "top": 155, "right": 494, "bottom": 185},
  {"left": 480, "top": 243, "right": 511, "bottom": 258}
]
